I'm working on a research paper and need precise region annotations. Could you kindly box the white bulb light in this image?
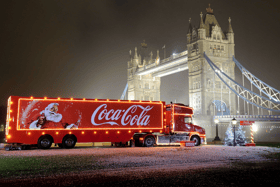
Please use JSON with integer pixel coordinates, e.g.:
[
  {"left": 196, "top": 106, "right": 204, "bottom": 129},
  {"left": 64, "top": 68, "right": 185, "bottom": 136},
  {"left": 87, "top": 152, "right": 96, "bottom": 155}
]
[{"left": 252, "top": 124, "right": 258, "bottom": 132}]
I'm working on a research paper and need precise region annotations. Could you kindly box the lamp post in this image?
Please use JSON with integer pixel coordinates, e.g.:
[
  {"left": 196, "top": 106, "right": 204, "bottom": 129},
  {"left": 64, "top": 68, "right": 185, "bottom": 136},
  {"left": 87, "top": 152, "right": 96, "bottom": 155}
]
[
  {"left": 213, "top": 118, "right": 221, "bottom": 141},
  {"left": 232, "top": 118, "right": 237, "bottom": 146},
  {"left": 252, "top": 124, "right": 258, "bottom": 143}
]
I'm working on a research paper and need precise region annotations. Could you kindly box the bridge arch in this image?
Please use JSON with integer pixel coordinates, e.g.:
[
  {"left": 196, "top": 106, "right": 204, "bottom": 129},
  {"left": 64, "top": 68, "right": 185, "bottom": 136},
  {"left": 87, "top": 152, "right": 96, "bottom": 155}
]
[{"left": 207, "top": 100, "right": 230, "bottom": 116}]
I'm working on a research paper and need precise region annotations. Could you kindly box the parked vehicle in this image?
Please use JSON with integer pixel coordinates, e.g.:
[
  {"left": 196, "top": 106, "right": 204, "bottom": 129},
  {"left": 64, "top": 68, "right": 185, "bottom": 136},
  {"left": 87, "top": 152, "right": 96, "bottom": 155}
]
[{"left": 5, "top": 96, "right": 206, "bottom": 150}]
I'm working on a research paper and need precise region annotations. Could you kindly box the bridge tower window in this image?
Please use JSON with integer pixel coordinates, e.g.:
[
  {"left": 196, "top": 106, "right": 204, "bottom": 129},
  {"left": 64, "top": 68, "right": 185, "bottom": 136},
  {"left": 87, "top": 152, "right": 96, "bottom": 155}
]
[
  {"left": 145, "top": 83, "right": 149, "bottom": 89},
  {"left": 207, "top": 79, "right": 211, "bottom": 87},
  {"left": 144, "top": 95, "right": 149, "bottom": 101}
]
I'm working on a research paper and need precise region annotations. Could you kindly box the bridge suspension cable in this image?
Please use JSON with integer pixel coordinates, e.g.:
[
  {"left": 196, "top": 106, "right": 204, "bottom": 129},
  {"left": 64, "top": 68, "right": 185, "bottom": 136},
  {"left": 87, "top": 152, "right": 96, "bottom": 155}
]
[
  {"left": 233, "top": 56, "right": 280, "bottom": 103},
  {"left": 204, "top": 53, "right": 280, "bottom": 113},
  {"left": 120, "top": 83, "right": 128, "bottom": 100}
]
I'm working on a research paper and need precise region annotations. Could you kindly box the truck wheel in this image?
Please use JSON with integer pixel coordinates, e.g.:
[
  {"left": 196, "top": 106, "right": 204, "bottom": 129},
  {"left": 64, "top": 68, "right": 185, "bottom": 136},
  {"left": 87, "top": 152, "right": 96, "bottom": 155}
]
[
  {"left": 38, "top": 136, "right": 52, "bottom": 149},
  {"left": 62, "top": 135, "right": 76, "bottom": 149},
  {"left": 191, "top": 136, "right": 200, "bottom": 146},
  {"left": 144, "top": 136, "right": 155, "bottom": 147}
]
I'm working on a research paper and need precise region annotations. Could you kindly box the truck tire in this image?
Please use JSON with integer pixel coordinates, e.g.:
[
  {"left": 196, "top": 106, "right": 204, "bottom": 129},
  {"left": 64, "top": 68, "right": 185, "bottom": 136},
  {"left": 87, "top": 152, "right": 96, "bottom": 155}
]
[
  {"left": 191, "top": 136, "right": 200, "bottom": 146},
  {"left": 144, "top": 136, "right": 155, "bottom": 147},
  {"left": 62, "top": 135, "right": 76, "bottom": 149},
  {"left": 38, "top": 136, "right": 52, "bottom": 149}
]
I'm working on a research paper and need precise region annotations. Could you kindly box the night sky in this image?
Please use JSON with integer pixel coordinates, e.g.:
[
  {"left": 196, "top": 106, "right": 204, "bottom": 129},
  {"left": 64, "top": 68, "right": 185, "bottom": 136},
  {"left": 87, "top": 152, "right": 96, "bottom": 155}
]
[{"left": 1, "top": 0, "right": 280, "bottom": 107}]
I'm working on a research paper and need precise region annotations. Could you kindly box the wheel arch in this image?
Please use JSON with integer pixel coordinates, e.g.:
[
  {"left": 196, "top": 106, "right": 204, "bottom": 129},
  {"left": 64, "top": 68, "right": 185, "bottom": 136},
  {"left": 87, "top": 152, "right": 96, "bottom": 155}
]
[
  {"left": 39, "top": 134, "right": 54, "bottom": 143},
  {"left": 133, "top": 133, "right": 156, "bottom": 147},
  {"left": 133, "top": 133, "right": 156, "bottom": 140},
  {"left": 62, "top": 134, "right": 77, "bottom": 142}
]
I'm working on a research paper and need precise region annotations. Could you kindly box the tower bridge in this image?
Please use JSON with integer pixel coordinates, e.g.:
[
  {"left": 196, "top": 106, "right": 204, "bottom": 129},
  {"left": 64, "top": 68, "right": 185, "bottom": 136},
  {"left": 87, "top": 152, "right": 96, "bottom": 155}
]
[{"left": 122, "top": 5, "right": 280, "bottom": 141}]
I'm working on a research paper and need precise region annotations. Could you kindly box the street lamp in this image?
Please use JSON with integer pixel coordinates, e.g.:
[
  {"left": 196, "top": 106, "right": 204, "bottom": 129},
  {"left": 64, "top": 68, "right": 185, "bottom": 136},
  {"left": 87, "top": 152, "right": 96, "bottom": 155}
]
[
  {"left": 232, "top": 118, "right": 237, "bottom": 146},
  {"left": 252, "top": 124, "right": 258, "bottom": 132},
  {"left": 252, "top": 124, "right": 258, "bottom": 143},
  {"left": 213, "top": 118, "right": 220, "bottom": 141}
]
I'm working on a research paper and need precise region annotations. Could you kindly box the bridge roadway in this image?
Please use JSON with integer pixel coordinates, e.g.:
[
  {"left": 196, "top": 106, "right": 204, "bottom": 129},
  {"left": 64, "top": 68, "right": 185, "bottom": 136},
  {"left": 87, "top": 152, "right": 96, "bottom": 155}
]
[
  {"left": 135, "top": 50, "right": 188, "bottom": 77},
  {"left": 214, "top": 115, "right": 280, "bottom": 123}
]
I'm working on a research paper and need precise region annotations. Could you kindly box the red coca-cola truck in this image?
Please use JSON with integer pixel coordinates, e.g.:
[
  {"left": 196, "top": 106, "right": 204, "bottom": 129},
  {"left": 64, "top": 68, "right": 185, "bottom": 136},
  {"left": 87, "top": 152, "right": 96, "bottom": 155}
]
[{"left": 5, "top": 96, "right": 206, "bottom": 150}]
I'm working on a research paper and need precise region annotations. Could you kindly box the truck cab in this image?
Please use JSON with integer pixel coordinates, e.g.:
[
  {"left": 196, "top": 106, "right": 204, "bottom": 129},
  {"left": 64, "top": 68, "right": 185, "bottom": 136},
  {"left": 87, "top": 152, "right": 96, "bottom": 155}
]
[
  {"left": 136, "top": 103, "right": 206, "bottom": 146},
  {"left": 165, "top": 103, "right": 206, "bottom": 146}
]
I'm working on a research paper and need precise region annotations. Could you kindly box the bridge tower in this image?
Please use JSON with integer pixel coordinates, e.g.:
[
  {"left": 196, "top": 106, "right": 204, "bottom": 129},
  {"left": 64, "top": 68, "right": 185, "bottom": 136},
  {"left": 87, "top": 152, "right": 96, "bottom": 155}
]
[
  {"left": 187, "top": 5, "right": 236, "bottom": 116},
  {"left": 127, "top": 41, "right": 161, "bottom": 101}
]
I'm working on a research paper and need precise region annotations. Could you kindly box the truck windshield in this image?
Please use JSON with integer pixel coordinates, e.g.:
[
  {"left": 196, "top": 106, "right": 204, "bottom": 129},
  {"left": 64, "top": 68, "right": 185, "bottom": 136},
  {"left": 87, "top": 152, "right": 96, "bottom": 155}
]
[{"left": 184, "top": 116, "right": 192, "bottom": 124}]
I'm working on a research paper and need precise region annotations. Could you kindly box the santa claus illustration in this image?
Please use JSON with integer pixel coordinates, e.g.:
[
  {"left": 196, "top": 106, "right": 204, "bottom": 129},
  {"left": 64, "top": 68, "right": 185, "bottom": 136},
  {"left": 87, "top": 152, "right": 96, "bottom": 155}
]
[
  {"left": 29, "top": 114, "right": 46, "bottom": 129},
  {"left": 29, "top": 103, "right": 79, "bottom": 129}
]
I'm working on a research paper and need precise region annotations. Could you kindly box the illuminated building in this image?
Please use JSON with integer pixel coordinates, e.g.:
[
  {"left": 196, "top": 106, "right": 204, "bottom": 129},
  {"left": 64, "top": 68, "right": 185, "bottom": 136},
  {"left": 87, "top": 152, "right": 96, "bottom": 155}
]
[
  {"left": 187, "top": 5, "right": 236, "bottom": 115},
  {"left": 127, "top": 41, "right": 161, "bottom": 101}
]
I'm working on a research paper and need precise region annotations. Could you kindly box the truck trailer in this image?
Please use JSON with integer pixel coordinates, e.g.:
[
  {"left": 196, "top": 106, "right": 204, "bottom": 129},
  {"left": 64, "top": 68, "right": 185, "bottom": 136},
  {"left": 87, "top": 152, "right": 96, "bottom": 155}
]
[{"left": 5, "top": 96, "right": 206, "bottom": 150}]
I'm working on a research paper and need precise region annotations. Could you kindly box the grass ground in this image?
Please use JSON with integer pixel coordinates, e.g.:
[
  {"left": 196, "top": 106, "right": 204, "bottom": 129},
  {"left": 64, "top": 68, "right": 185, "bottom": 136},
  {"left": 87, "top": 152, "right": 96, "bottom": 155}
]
[
  {"left": 1, "top": 143, "right": 280, "bottom": 179},
  {"left": 1, "top": 153, "right": 280, "bottom": 187},
  {"left": 94, "top": 163, "right": 280, "bottom": 187},
  {"left": 1, "top": 144, "right": 280, "bottom": 186},
  {"left": 256, "top": 142, "right": 280, "bottom": 148},
  {"left": 0, "top": 154, "right": 105, "bottom": 179},
  {"left": 77, "top": 150, "right": 280, "bottom": 186}
]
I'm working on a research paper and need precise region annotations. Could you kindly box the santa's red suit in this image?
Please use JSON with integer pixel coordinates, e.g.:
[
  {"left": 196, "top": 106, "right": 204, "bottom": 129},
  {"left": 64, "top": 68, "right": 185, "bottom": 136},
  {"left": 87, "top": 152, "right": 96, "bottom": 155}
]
[{"left": 40, "top": 120, "right": 69, "bottom": 129}]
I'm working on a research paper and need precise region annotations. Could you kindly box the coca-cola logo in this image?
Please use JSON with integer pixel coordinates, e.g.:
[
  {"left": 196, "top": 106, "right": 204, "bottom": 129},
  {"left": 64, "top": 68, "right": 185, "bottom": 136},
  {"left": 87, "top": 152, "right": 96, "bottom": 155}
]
[{"left": 91, "top": 104, "right": 153, "bottom": 126}]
